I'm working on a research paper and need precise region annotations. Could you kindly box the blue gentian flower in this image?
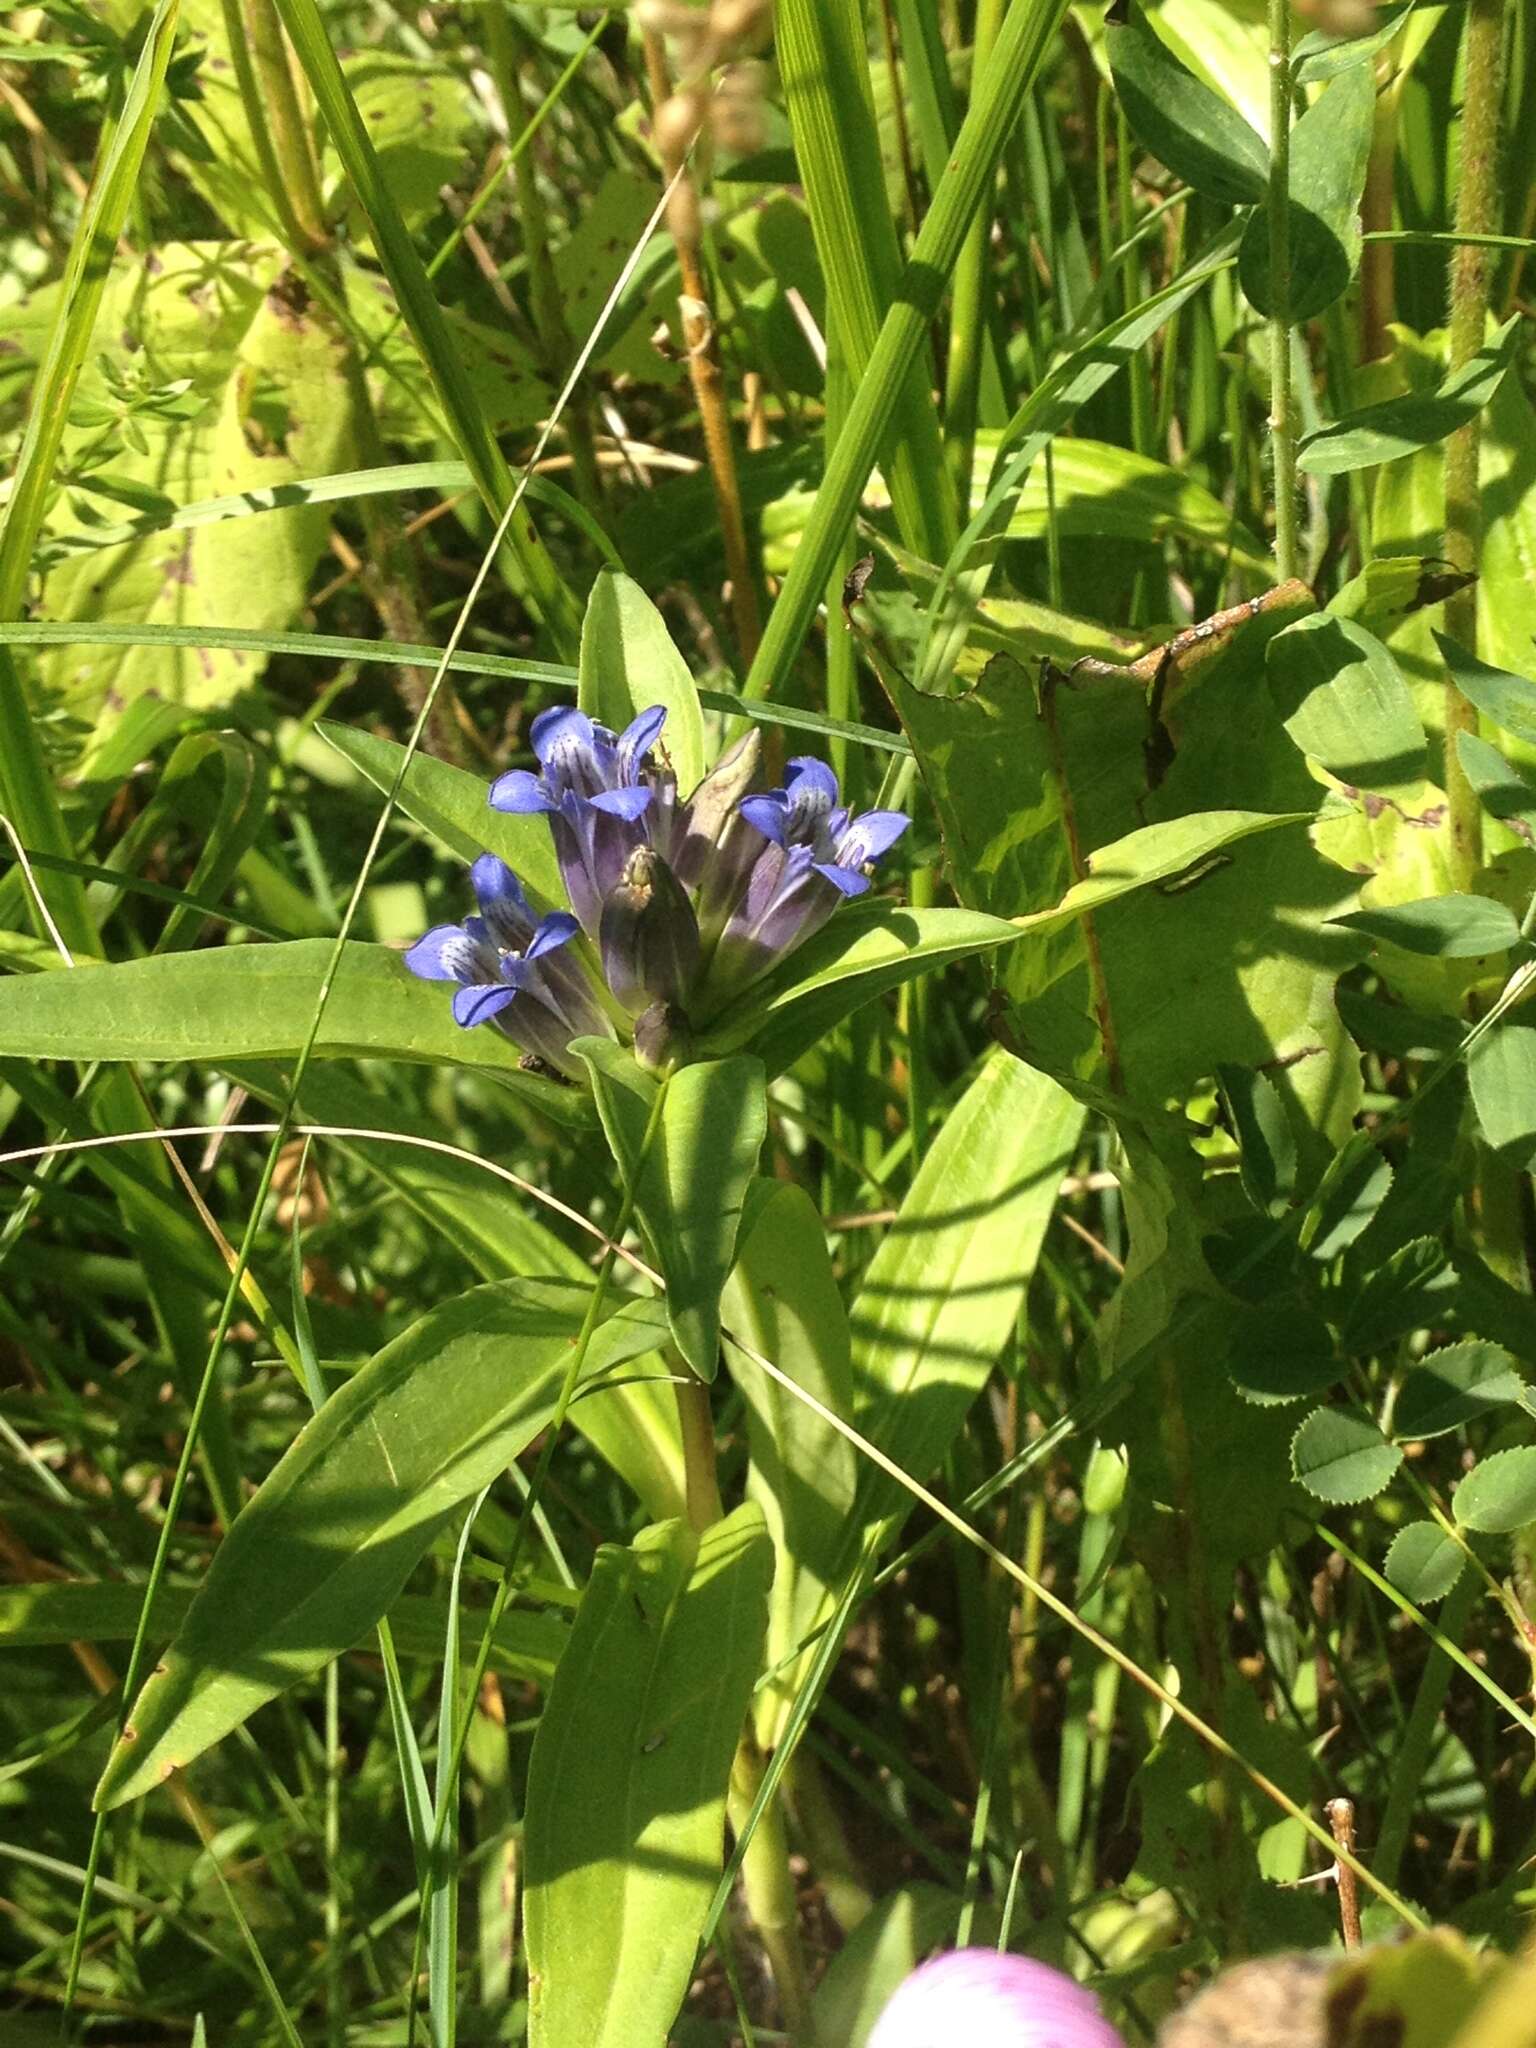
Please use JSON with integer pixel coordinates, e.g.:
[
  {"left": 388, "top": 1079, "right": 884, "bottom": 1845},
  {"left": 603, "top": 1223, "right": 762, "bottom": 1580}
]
[
  {"left": 707, "top": 757, "right": 909, "bottom": 998},
  {"left": 488, "top": 706, "right": 676, "bottom": 936},
  {"left": 406, "top": 706, "right": 909, "bottom": 1077},
  {"left": 404, "top": 854, "right": 614, "bottom": 1077}
]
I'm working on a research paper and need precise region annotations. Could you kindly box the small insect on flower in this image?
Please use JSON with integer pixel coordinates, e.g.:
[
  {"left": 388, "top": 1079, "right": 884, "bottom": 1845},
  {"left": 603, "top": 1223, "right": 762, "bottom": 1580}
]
[{"left": 866, "top": 1949, "right": 1128, "bottom": 2048}]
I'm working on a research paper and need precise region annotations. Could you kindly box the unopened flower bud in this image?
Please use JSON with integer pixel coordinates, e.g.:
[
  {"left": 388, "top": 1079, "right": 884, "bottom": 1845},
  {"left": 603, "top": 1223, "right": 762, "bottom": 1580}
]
[{"left": 599, "top": 846, "right": 701, "bottom": 1017}]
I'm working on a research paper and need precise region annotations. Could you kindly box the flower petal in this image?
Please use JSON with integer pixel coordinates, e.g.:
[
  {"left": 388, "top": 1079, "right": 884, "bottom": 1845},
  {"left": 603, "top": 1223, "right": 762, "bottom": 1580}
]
[
  {"left": 525, "top": 910, "right": 582, "bottom": 961},
  {"left": 529, "top": 705, "right": 595, "bottom": 767},
  {"left": 452, "top": 981, "right": 519, "bottom": 1029},
  {"left": 738, "top": 792, "right": 789, "bottom": 845},
  {"left": 470, "top": 854, "right": 535, "bottom": 940},
  {"left": 838, "top": 808, "right": 910, "bottom": 867},
  {"left": 811, "top": 861, "right": 872, "bottom": 897},
  {"left": 405, "top": 924, "right": 475, "bottom": 982},
  {"left": 867, "top": 1949, "right": 1127, "bottom": 2048},
  {"left": 489, "top": 769, "right": 555, "bottom": 815},
  {"left": 589, "top": 785, "right": 653, "bottom": 822},
  {"left": 617, "top": 704, "right": 667, "bottom": 780}
]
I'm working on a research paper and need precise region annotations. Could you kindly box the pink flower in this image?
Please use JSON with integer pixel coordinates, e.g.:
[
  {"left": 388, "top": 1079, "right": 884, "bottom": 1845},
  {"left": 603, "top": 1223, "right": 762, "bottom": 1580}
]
[{"left": 867, "top": 1949, "right": 1128, "bottom": 2048}]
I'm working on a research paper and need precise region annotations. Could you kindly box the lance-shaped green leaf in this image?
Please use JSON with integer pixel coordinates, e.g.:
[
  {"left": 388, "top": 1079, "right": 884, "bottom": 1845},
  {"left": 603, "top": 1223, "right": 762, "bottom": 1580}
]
[
  {"left": 577, "top": 570, "right": 706, "bottom": 800},
  {"left": 1457, "top": 735, "right": 1536, "bottom": 845},
  {"left": 94, "top": 1280, "right": 670, "bottom": 1809},
  {"left": 1330, "top": 895, "right": 1521, "bottom": 959},
  {"left": 523, "top": 1507, "right": 772, "bottom": 2048},
  {"left": 1467, "top": 1024, "right": 1536, "bottom": 1168},
  {"left": 576, "top": 1044, "right": 766, "bottom": 1377},
  {"left": 1299, "top": 316, "right": 1522, "bottom": 475},
  {"left": 318, "top": 721, "right": 564, "bottom": 907},
  {"left": 0, "top": 939, "right": 591, "bottom": 1125},
  {"left": 1238, "top": 60, "right": 1375, "bottom": 320},
  {"left": 1105, "top": 0, "right": 1270, "bottom": 206},
  {"left": 0, "top": 1579, "right": 570, "bottom": 1685},
  {"left": 1292, "top": 0, "right": 1418, "bottom": 83},
  {"left": 1013, "top": 811, "right": 1311, "bottom": 935},
  {"left": 722, "top": 1181, "right": 858, "bottom": 1749},
  {"left": 696, "top": 903, "right": 1022, "bottom": 1073},
  {"left": 849, "top": 1050, "right": 1085, "bottom": 1544},
  {"left": 1434, "top": 631, "right": 1536, "bottom": 749},
  {"left": 1266, "top": 614, "right": 1427, "bottom": 795}
]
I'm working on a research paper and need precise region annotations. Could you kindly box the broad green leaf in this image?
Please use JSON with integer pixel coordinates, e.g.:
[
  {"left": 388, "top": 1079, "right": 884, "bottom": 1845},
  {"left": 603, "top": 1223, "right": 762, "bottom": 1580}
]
[
  {"left": 37, "top": 243, "right": 355, "bottom": 763},
  {"left": 1267, "top": 615, "right": 1427, "bottom": 796},
  {"left": 1104, "top": 0, "right": 1269, "bottom": 205},
  {"left": 576, "top": 1043, "right": 766, "bottom": 1377},
  {"left": 577, "top": 570, "right": 706, "bottom": 800},
  {"left": 94, "top": 1280, "right": 670, "bottom": 1808},
  {"left": 523, "top": 1507, "right": 772, "bottom": 2048},
  {"left": 1302, "top": 1137, "right": 1393, "bottom": 1259},
  {"left": 1014, "top": 811, "right": 1311, "bottom": 936},
  {"left": 1434, "top": 631, "right": 1536, "bottom": 749},
  {"left": 0, "top": 1579, "right": 569, "bottom": 1683},
  {"left": 1298, "top": 316, "right": 1522, "bottom": 475},
  {"left": 318, "top": 721, "right": 564, "bottom": 908},
  {"left": 889, "top": 590, "right": 1362, "bottom": 1147},
  {"left": 0, "top": 939, "right": 591, "bottom": 1124},
  {"left": 697, "top": 903, "right": 1023, "bottom": 1074},
  {"left": 1238, "top": 61, "right": 1374, "bottom": 320},
  {"left": 1383, "top": 1521, "right": 1465, "bottom": 1605},
  {"left": 721, "top": 1181, "right": 858, "bottom": 1749},
  {"left": 1226, "top": 1305, "right": 1340, "bottom": 1406},
  {"left": 1341, "top": 1236, "right": 1456, "bottom": 1354},
  {"left": 1331, "top": 895, "right": 1521, "bottom": 958},
  {"left": 1457, "top": 735, "right": 1536, "bottom": 846},
  {"left": 1467, "top": 1024, "right": 1536, "bottom": 1168},
  {"left": 1291, "top": 1408, "right": 1403, "bottom": 1504},
  {"left": 328, "top": 49, "right": 473, "bottom": 230},
  {"left": 1395, "top": 1342, "right": 1526, "bottom": 1441},
  {"left": 850, "top": 1051, "right": 1085, "bottom": 1541},
  {"left": 1453, "top": 1447, "right": 1536, "bottom": 1534}
]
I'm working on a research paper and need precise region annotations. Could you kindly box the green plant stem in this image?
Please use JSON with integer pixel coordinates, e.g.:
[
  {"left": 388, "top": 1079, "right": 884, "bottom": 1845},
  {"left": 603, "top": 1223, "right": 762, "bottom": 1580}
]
[
  {"left": 675, "top": 1368, "right": 724, "bottom": 1533},
  {"left": 728, "top": 1732, "right": 819, "bottom": 2045},
  {"left": 239, "top": 0, "right": 327, "bottom": 253},
  {"left": 746, "top": 0, "right": 1070, "bottom": 699},
  {"left": 1266, "top": 0, "right": 1299, "bottom": 582},
  {"left": 943, "top": 0, "right": 1006, "bottom": 502},
  {"left": 1442, "top": 0, "right": 1506, "bottom": 890}
]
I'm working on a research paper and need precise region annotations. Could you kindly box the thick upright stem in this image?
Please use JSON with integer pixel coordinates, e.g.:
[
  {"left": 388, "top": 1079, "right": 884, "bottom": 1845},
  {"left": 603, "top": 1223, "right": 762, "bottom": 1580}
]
[
  {"left": 1266, "top": 0, "right": 1299, "bottom": 581},
  {"left": 1442, "top": 0, "right": 1505, "bottom": 888},
  {"left": 675, "top": 1368, "right": 724, "bottom": 1533},
  {"left": 729, "top": 1733, "right": 819, "bottom": 2044}
]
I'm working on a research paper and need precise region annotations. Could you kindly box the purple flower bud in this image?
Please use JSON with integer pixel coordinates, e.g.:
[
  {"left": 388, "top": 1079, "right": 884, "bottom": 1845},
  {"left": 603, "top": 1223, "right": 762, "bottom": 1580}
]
[
  {"left": 867, "top": 1950, "right": 1128, "bottom": 2048},
  {"left": 488, "top": 706, "right": 675, "bottom": 936},
  {"left": 403, "top": 854, "right": 614, "bottom": 1078},
  {"left": 598, "top": 846, "right": 701, "bottom": 1017}
]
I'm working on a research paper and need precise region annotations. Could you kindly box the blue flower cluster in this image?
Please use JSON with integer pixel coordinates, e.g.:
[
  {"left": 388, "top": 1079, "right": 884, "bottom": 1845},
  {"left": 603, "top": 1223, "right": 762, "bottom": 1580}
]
[{"left": 405, "top": 705, "right": 909, "bottom": 1076}]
